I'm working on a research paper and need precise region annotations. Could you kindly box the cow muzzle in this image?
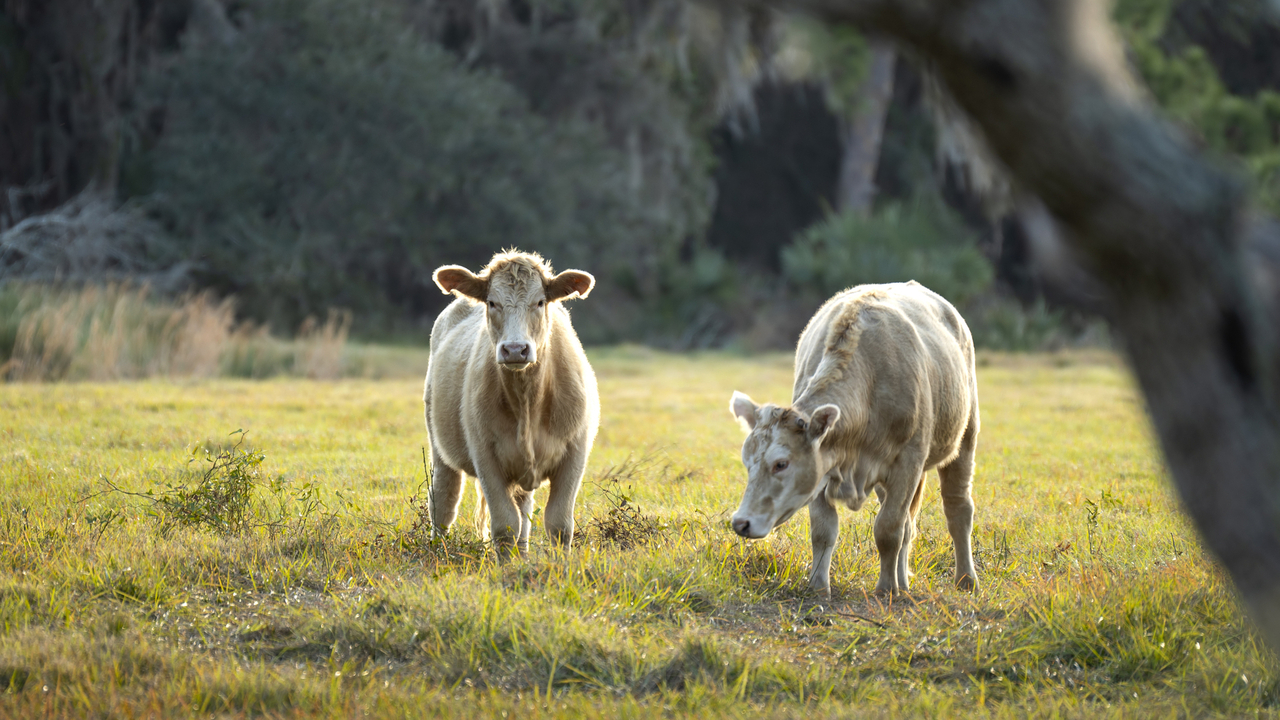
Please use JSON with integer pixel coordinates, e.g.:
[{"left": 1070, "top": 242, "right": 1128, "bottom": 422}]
[
  {"left": 731, "top": 514, "right": 771, "bottom": 539},
  {"left": 497, "top": 341, "right": 535, "bottom": 369}
]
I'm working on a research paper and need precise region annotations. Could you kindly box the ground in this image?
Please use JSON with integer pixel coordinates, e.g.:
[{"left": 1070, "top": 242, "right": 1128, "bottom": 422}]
[{"left": 0, "top": 347, "right": 1274, "bottom": 718}]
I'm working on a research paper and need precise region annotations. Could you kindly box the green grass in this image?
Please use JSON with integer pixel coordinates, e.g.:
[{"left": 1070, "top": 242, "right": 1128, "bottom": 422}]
[{"left": 0, "top": 347, "right": 1274, "bottom": 717}]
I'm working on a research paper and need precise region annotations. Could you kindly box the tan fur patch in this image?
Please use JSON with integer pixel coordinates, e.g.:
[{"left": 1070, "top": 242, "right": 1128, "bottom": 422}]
[
  {"left": 793, "top": 289, "right": 884, "bottom": 432},
  {"left": 479, "top": 250, "right": 557, "bottom": 285}
]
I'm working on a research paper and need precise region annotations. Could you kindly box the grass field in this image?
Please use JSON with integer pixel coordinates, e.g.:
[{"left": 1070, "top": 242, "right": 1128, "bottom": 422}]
[{"left": 0, "top": 348, "right": 1275, "bottom": 717}]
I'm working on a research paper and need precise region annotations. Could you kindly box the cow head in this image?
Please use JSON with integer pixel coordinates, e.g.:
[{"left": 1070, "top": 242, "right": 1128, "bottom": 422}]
[
  {"left": 433, "top": 251, "right": 594, "bottom": 371},
  {"left": 728, "top": 391, "right": 840, "bottom": 539}
]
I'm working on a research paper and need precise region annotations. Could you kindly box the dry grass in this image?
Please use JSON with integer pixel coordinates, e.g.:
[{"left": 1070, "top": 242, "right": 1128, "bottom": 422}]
[
  {"left": 0, "top": 283, "right": 357, "bottom": 382},
  {"left": 0, "top": 284, "right": 234, "bottom": 381},
  {"left": 294, "top": 309, "right": 353, "bottom": 380}
]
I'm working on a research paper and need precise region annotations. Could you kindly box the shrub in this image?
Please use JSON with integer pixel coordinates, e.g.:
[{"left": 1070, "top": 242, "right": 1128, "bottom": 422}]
[
  {"left": 970, "top": 297, "right": 1067, "bottom": 351},
  {"left": 780, "top": 201, "right": 994, "bottom": 305},
  {"left": 580, "top": 456, "right": 670, "bottom": 550}
]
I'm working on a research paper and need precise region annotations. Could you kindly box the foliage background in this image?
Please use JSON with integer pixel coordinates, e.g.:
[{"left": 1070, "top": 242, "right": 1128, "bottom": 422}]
[{"left": 1, "top": 0, "right": 1279, "bottom": 349}]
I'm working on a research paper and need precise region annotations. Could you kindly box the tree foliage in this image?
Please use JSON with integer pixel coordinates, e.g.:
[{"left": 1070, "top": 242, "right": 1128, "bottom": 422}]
[
  {"left": 137, "top": 0, "right": 650, "bottom": 333},
  {"left": 1114, "top": 0, "right": 1280, "bottom": 212},
  {"left": 6, "top": 0, "right": 1280, "bottom": 347}
]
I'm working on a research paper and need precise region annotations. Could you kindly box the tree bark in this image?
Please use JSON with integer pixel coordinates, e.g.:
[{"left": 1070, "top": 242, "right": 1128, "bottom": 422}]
[
  {"left": 744, "top": 0, "right": 1280, "bottom": 647},
  {"left": 836, "top": 40, "right": 895, "bottom": 214}
]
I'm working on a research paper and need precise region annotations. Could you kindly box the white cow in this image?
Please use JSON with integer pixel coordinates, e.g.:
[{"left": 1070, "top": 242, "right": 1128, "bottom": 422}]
[
  {"left": 729, "top": 281, "right": 979, "bottom": 595},
  {"left": 424, "top": 250, "right": 599, "bottom": 554}
]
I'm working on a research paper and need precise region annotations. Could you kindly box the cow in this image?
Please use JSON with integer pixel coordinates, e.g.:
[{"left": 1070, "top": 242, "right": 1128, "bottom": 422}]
[
  {"left": 424, "top": 250, "right": 599, "bottom": 555},
  {"left": 728, "top": 281, "right": 979, "bottom": 596}
]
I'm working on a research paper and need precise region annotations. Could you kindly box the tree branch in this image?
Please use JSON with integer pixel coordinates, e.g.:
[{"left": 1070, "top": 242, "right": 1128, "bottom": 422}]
[{"left": 744, "top": 0, "right": 1280, "bottom": 647}]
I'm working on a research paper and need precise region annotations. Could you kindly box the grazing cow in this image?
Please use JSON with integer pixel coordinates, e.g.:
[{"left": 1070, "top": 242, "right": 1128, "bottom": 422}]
[
  {"left": 729, "top": 281, "right": 979, "bottom": 596},
  {"left": 424, "top": 251, "right": 599, "bottom": 555}
]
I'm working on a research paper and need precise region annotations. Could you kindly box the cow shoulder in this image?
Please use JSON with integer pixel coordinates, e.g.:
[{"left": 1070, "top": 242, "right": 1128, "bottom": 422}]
[
  {"left": 430, "top": 299, "right": 484, "bottom": 357},
  {"left": 542, "top": 306, "right": 597, "bottom": 431},
  {"left": 840, "top": 292, "right": 932, "bottom": 448}
]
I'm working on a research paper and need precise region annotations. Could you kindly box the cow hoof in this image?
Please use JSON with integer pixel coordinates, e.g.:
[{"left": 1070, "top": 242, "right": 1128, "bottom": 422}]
[
  {"left": 492, "top": 540, "right": 521, "bottom": 562},
  {"left": 872, "top": 584, "right": 903, "bottom": 599},
  {"left": 956, "top": 574, "right": 979, "bottom": 592}
]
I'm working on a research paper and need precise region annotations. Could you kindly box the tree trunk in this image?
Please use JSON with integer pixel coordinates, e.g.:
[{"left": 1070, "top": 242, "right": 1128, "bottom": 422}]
[
  {"left": 750, "top": 0, "right": 1280, "bottom": 649},
  {"left": 835, "top": 40, "right": 895, "bottom": 214}
]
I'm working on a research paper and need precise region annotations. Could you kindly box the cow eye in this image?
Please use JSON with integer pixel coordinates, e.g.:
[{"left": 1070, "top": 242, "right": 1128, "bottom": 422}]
[
  {"left": 773, "top": 460, "right": 789, "bottom": 473},
  {"left": 487, "top": 301, "right": 497, "bottom": 310},
  {"left": 537, "top": 299, "right": 545, "bottom": 308}
]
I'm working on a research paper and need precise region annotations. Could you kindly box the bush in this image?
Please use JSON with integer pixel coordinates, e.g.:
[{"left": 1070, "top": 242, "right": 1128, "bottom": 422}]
[
  {"left": 967, "top": 296, "right": 1093, "bottom": 352},
  {"left": 136, "top": 0, "right": 644, "bottom": 333},
  {"left": 151, "top": 431, "right": 265, "bottom": 536},
  {"left": 780, "top": 201, "right": 994, "bottom": 305}
]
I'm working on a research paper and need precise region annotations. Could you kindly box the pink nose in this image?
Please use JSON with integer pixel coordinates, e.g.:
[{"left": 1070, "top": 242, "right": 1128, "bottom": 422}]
[
  {"left": 732, "top": 518, "right": 751, "bottom": 537},
  {"left": 500, "top": 342, "right": 531, "bottom": 363}
]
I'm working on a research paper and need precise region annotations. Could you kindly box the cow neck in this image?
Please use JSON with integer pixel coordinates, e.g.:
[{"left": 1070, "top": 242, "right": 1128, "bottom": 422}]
[
  {"left": 792, "top": 390, "right": 845, "bottom": 476},
  {"left": 495, "top": 348, "right": 555, "bottom": 413},
  {"left": 495, "top": 351, "right": 556, "bottom": 488},
  {"left": 791, "top": 390, "right": 830, "bottom": 426}
]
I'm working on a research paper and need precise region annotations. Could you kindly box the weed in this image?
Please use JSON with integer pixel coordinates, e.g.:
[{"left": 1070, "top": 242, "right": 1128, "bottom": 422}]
[
  {"left": 368, "top": 452, "right": 489, "bottom": 568},
  {"left": 0, "top": 283, "right": 235, "bottom": 381},
  {"left": 580, "top": 456, "right": 669, "bottom": 550},
  {"left": 295, "top": 309, "right": 352, "bottom": 380},
  {"left": 1084, "top": 489, "right": 1126, "bottom": 555},
  {"left": 93, "top": 429, "right": 342, "bottom": 537},
  {"left": 149, "top": 429, "right": 263, "bottom": 534}
]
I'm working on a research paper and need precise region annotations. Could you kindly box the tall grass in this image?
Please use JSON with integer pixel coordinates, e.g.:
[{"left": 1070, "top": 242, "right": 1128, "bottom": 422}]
[{"left": 0, "top": 283, "right": 351, "bottom": 382}]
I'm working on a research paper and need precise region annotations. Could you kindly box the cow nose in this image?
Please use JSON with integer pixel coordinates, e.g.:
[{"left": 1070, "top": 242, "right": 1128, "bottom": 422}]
[
  {"left": 500, "top": 342, "right": 531, "bottom": 363},
  {"left": 732, "top": 518, "right": 751, "bottom": 537}
]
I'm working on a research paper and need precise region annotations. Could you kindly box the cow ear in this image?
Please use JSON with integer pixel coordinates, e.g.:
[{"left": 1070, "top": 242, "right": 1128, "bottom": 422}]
[
  {"left": 807, "top": 405, "right": 840, "bottom": 443},
  {"left": 547, "top": 270, "right": 594, "bottom": 302},
  {"left": 730, "top": 391, "right": 759, "bottom": 431},
  {"left": 434, "top": 265, "right": 487, "bottom": 301}
]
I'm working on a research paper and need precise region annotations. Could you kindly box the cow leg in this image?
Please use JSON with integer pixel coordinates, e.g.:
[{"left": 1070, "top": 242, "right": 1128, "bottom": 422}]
[
  {"left": 544, "top": 437, "right": 588, "bottom": 548},
  {"left": 472, "top": 458, "right": 523, "bottom": 559},
  {"left": 515, "top": 489, "right": 536, "bottom": 554},
  {"left": 939, "top": 422, "right": 979, "bottom": 591},
  {"left": 429, "top": 446, "right": 465, "bottom": 535},
  {"left": 474, "top": 482, "right": 490, "bottom": 541},
  {"left": 897, "top": 473, "right": 927, "bottom": 591},
  {"left": 807, "top": 492, "right": 840, "bottom": 596},
  {"left": 873, "top": 454, "right": 924, "bottom": 596}
]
